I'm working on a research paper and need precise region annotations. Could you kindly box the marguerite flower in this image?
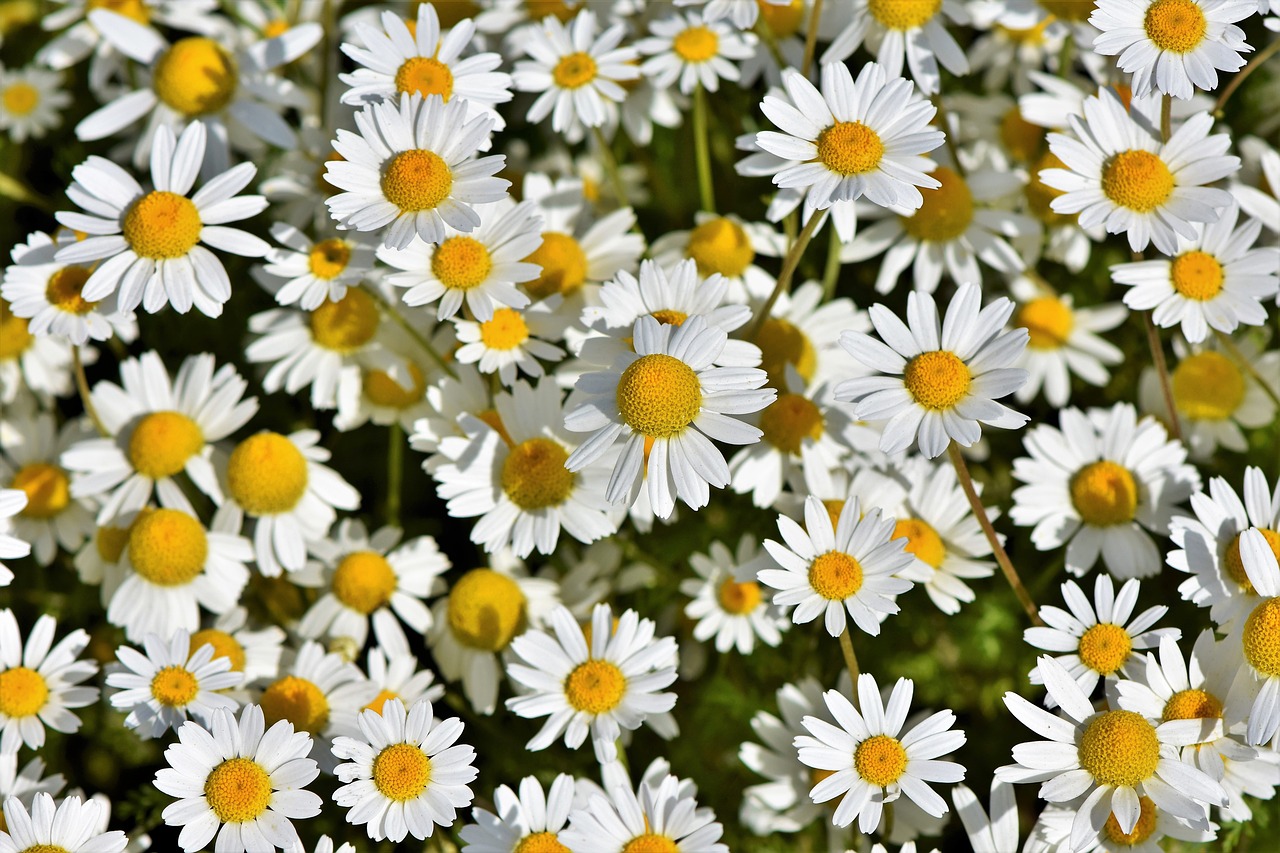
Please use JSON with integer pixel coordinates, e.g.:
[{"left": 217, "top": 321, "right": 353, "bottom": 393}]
[
  {"left": 0, "top": 490, "right": 25, "bottom": 585},
  {"left": 1228, "top": 529, "right": 1280, "bottom": 745},
  {"left": 822, "top": 0, "right": 972, "bottom": 94},
  {"left": 0, "top": 609, "right": 98, "bottom": 754},
  {"left": 0, "top": 793, "right": 127, "bottom": 853},
  {"left": 0, "top": 65, "right": 69, "bottom": 143},
  {"left": 255, "top": 641, "right": 375, "bottom": 747},
  {"left": 952, "top": 780, "right": 1020, "bottom": 853},
  {"left": 107, "top": 629, "right": 242, "bottom": 739},
  {"left": 636, "top": 11, "right": 756, "bottom": 95},
  {"left": 0, "top": 299, "right": 74, "bottom": 406},
  {"left": 255, "top": 225, "right": 376, "bottom": 311},
  {"left": 681, "top": 535, "right": 787, "bottom": 654},
  {"left": 0, "top": 412, "right": 95, "bottom": 566},
  {"left": 453, "top": 300, "right": 568, "bottom": 385},
  {"left": 459, "top": 774, "right": 575, "bottom": 853}
]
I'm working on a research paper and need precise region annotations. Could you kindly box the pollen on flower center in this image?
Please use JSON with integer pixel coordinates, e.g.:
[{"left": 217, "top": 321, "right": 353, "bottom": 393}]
[
  {"left": 1103, "top": 795, "right": 1159, "bottom": 845},
  {"left": 1017, "top": 296, "right": 1074, "bottom": 349},
  {"left": 855, "top": 734, "right": 909, "bottom": 787},
  {"left": 364, "top": 362, "right": 426, "bottom": 409},
  {"left": 307, "top": 238, "right": 352, "bottom": 280},
  {"left": 760, "top": 393, "right": 824, "bottom": 455},
  {"left": 259, "top": 675, "right": 329, "bottom": 732},
  {"left": 1101, "top": 150, "right": 1174, "bottom": 213},
  {"left": 0, "top": 301, "right": 32, "bottom": 360},
  {"left": 502, "top": 438, "right": 575, "bottom": 510},
  {"left": 203, "top": 757, "right": 271, "bottom": 824},
  {"left": 1078, "top": 622, "right": 1133, "bottom": 675},
  {"left": 310, "top": 288, "right": 380, "bottom": 352},
  {"left": 332, "top": 551, "right": 397, "bottom": 615},
  {"left": 1223, "top": 528, "right": 1280, "bottom": 595},
  {"left": 649, "top": 309, "right": 688, "bottom": 326},
  {"left": 122, "top": 191, "right": 203, "bottom": 259},
  {"left": 191, "top": 629, "right": 246, "bottom": 672},
  {"left": 564, "top": 658, "right": 626, "bottom": 714},
  {"left": 432, "top": 236, "right": 494, "bottom": 291},
  {"left": 903, "top": 350, "right": 972, "bottom": 410},
  {"left": 903, "top": 168, "right": 974, "bottom": 242},
  {"left": 757, "top": 317, "right": 817, "bottom": 388},
  {"left": 372, "top": 742, "right": 432, "bottom": 802},
  {"left": 128, "top": 410, "right": 204, "bottom": 479},
  {"left": 1077, "top": 710, "right": 1160, "bottom": 787},
  {"left": 523, "top": 232, "right": 588, "bottom": 298},
  {"left": 552, "top": 52, "right": 598, "bottom": 88},
  {"left": 687, "top": 217, "right": 753, "bottom": 278},
  {"left": 96, "top": 524, "right": 129, "bottom": 563},
  {"left": 150, "top": 665, "right": 200, "bottom": 707},
  {"left": 758, "top": 0, "right": 806, "bottom": 37},
  {"left": 1172, "top": 351, "right": 1244, "bottom": 420},
  {"left": 809, "top": 550, "right": 863, "bottom": 600},
  {"left": 1242, "top": 597, "right": 1280, "bottom": 677},
  {"left": 1162, "top": 687, "right": 1223, "bottom": 721},
  {"left": 893, "top": 518, "right": 946, "bottom": 569},
  {"left": 11, "top": 462, "right": 70, "bottom": 519},
  {"left": 1144, "top": 0, "right": 1207, "bottom": 53},
  {"left": 673, "top": 25, "right": 719, "bottom": 62},
  {"left": 0, "top": 666, "right": 49, "bottom": 718},
  {"left": 447, "top": 568, "right": 527, "bottom": 651},
  {"left": 718, "top": 577, "right": 762, "bottom": 614},
  {"left": 514, "top": 831, "right": 571, "bottom": 853},
  {"left": 395, "top": 56, "right": 455, "bottom": 99},
  {"left": 364, "top": 688, "right": 400, "bottom": 715},
  {"left": 816, "top": 121, "right": 886, "bottom": 176},
  {"left": 1169, "top": 250, "right": 1224, "bottom": 301},
  {"left": 1039, "top": 0, "right": 1098, "bottom": 21},
  {"left": 226, "top": 432, "right": 309, "bottom": 516},
  {"left": 620, "top": 834, "right": 679, "bottom": 853},
  {"left": 1000, "top": 106, "right": 1047, "bottom": 163},
  {"left": 822, "top": 499, "right": 846, "bottom": 531},
  {"left": 1069, "top": 460, "right": 1138, "bottom": 526},
  {"left": 381, "top": 149, "right": 454, "bottom": 212},
  {"left": 867, "top": 0, "right": 943, "bottom": 29},
  {"left": 152, "top": 37, "right": 238, "bottom": 117},
  {"left": 1028, "top": 152, "right": 1072, "bottom": 224},
  {"left": 616, "top": 353, "right": 703, "bottom": 438},
  {"left": 479, "top": 308, "right": 530, "bottom": 350},
  {"left": 128, "top": 508, "right": 208, "bottom": 587},
  {"left": 45, "top": 266, "right": 97, "bottom": 315},
  {"left": 2, "top": 82, "right": 39, "bottom": 116}
]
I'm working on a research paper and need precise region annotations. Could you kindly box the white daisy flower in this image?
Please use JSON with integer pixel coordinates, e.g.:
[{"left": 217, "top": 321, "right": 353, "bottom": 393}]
[
  {"left": 952, "top": 779, "right": 1020, "bottom": 853},
  {"left": 636, "top": 11, "right": 755, "bottom": 95},
  {"left": 1025, "top": 575, "right": 1180, "bottom": 705},
  {"left": 822, "top": 0, "right": 972, "bottom": 95},
  {"left": 334, "top": 335, "right": 441, "bottom": 433},
  {"left": 564, "top": 315, "right": 774, "bottom": 520},
  {"left": 760, "top": 495, "right": 915, "bottom": 638},
  {"left": 1040, "top": 88, "right": 1238, "bottom": 254},
  {"left": 0, "top": 793, "right": 127, "bottom": 853},
  {"left": 459, "top": 773, "right": 575, "bottom": 853},
  {"left": 349, "top": 646, "right": 445, "bottom": 731},
  {"left": 1091, "top": 0, "right": 1254, "bottom": 99},
  {"left": 61, "top": 350, "right": 257, "bottom": 524},
  {"left": 0, "top": 299, "right": 74, "bottom": 406},
  {"left": 255, "top": 641, "right": 376, "bottom": 748},
  {"left": 214, "top": 430, "right": 361, "bottom": 577},
  {"left": 1025, "top": 797, "right": 1218, "bottom": 851},
  {"left": 0, "top": 490, "right": 25, "bottom": 585},
  {"left": 681, "top": 534, "right": 787, "bottom": 655},
  {"left": 1010, "top": 403, "right": 1200, "bottom": 579},
  {"left": 0, "top": 608, "right": 98, "bottom": 755},
  {"left": 332, "top": 697, "right": 478, "bottom": 842},
  {"left": 255, "top": 224, "right": 377, "bottom": 311},
  {"left": 107, "top": 628, "right": 242, "bottom": 739},
  {"left": 756, "top": 281, "right": 869, "bottom": 394},
  {"left": 505, "top": 602, "right": 679, "bottom": 763},
  {"left": 998, "top": 655, "right": 1228, "bottom": 850},
  {"left": 191, "top": 607, "right": 286, "bottom": 689},
  {"left": 409, "top": 363, "right": 493, "bottom": 455},
  {"left": 835, "top": 283, "right": 1030, "bottom": 459},
  {"left": 36, "top": 0, "right": 219, "bottom": 79},
  {"left": 675, "top": 0, "right": 795, "bottom": 29},
  {"left": 153, "top": 704, "right": 322, "bottom": 853},
  {"left": 649, "top": 213, "right": 785, "bottom": 304},
  {"left": 1233, "top": 135, "right": 1280, "bottom": 235},
  {"left": 54, "top": 121, "right": 270, "bottom": 317},
  {"left": 0, "top": 66, "right": 69, "bottom": 143},
  {"left": 1227, "top": 530, "right": 1280, "bottom": 745},
  {"left": 454, "top": 300, "right": 568, "bottom": 386},
  {"left": 0, "top": 413, "right": 95, "bottom": 566},
  {"left": 325, "top": 93, "right": 509, "bottom": 251},
  {"left": 0, "top": 754, "right": 65, "bottom": 814},
  {"left": 797, "top": 675, "right": 966, "bottom": 831},
  {"left": 1111, "top": 201, "right": 1279, "bottom": 343}
]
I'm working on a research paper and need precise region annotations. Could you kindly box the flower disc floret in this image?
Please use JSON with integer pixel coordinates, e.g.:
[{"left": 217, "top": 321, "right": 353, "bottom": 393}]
[
  {"left": 502, "top": 438, "right": 575, "bottom": 510},
  {"left": 1224, "top": 528, "right": 1280, "bottom": 594},
  {"left": 1077, "top": 710, "right": 1160, "bottom": 787},
  {"left": 649, "top": 309, "right": 688, "bottom": 326},
  {"left": 757, "top": 318, "right": 816, "bottom": 387},
  {"left": 259, "top": 675, "right": 329, "bottom": 732},
  {"left": 204, "top": 757, "right": 271, "bottom": 824},
  {"left": 307, "top": 239, "right": 352, "bottom": 280},
  {"left": 1028, "top": 152, "right": 1071, "bottom": 224},
  {"left": 11, "top": 463, "right": 70, "bottom": 518},
  {"left": 809, "top": 551, "right": 864, "bottom": 600},
  {"left": 903, "top": 168, "right": 974, "bottom": 242},
  {"left": 673, "top": 25, "right": 719, "bottom": 62},
  {"left": 855, "top": 734, "right": 909, "bottom": 786},
  {"left": 191, "top": 629, "right": 245, "bottom": 672},
  {"left": 718, "top": 578, "right": 762, "bottom": 614},
  {"left": 479, "top": 308, "right": 530, "bottom": 350},
  {"left": 1143, "top": 0, "right": 1207, "bottom": 53},
  {"left": 128, "top": 509, "right": 208, "bottom": 587},
  {"left": 552, "top": 52, "right": 598, "bottom": 88},
  {"left": 226, "top": 432, "right": 309, "bottom": 516},
  {"left": 372, "top": 742, "right": 432, "bottom": 801},
  {"left": 867, "top": 0, "right": 943, "bottom": 29},
  {"left": 152, "top": 37, "right": 238, "bottom": 117},
  {"left": 0, "top": 301, "right": 31, "bottom": 360},
  {"left": 2, "top": 83, "right": 37, "bottom": 115},
  {"left": 616, "top": 354, "right": 702, "bottom": 438},
  {"left": 1078, "top": 623, "right": 1133, "bottom": 675},
  {"left": 1162, "top": 688, "right": 1223, "bottom": 720},
  {"left": 524, "top": 232, "right": 587, "bottom": 298},
  {"left": 364, "top": 363, "right": 425, "bottom": 408},
  {"left": 0, "top": 667, "right": 48, "bottom": 717},
  {"left": 1169, "top": 250, "right": 1224, "bottom": 301},
  {"left": 1101, "top": 151, "right": 1174, "bottom": 213},
  {"left": 332, "top": 551, "right": 397, "bottom": 614},
  {"left": 1104, "top": 796, "right": 1159, "bottom": 844},
  {"left": 760, "top": 393, "right": 824, "bottom": 455},
  {"left": 563, "top": 659, "right": 626, "bottom": 714},
  {"left": 1070, "top": 461, "right": 1138, "bottom": 526},
  {"left": 903, "top": 350, "right": 972, "bottom": 410},
  {"left": 310, "top": 287, "right": 379, "bottom": 352},
  {"left": 817, "top": 121, "right": 886, "bottom": 176},
  {"left": 432, "top": 236, "right": 494, "bottom": 291},
  {"left": 381, "top": 150, "right": 454, "bottom": 212},
  {"left": 122, "top": 191, "right": 203, "bottom": 259},
  {"left": 687, "top": 218, "right": 753, "bottom": 277},
  {"left": 515, "top": 832, "right": 571, "bottom": 853},
  {"left": 1171, "top": 351, "right": 1243, "bottom": 420},
  {"left": 45, "top": 266, "right": 97, "bottom": 315},
  {"left": 395, "top": 56, "right": 454, "bottom": 99},
  {"left": 150, "top": 665, "right": 200, "bottom": 707},
  {"left": 128, "top": 411, "right": 204, "bottom": 479},
  {"left": 1018, "top": 297, "right": 1074, "bottom": 349},
  {"left": 758, "top": 0, "right": 806, "bottom": 36},
  {"left": 620, "top": 836, "right": 679, "bottom": 853},
  {"left": 893, "top": 518, "right": 946, "bottom": 568},
  {"left": 447, "top": 568, "right": 526, "bottom": 651},
  {"left": 1242, "top": 598, "right": 1280, "bottom": 677}
]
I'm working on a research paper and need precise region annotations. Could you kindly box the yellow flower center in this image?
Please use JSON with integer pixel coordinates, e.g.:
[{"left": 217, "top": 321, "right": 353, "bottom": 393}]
[
  {"left": 17, "top": 845, "right": 71, "bottom": 853},
  {"left": 152, "top": 37, "right": 238, "bottom": 117},
  {"left": 649, "top": 309, "right": 689, "bottom": 326},
  {"left": 524, "top": 232, "right": 588, "bottom": 298},
  {"left": 502, "top": 437, "right": 575, "bottom": 510},
  {"left": 620, "top": 835, "right": 678, "bottom": 853},
  {"left": 479, "top": 307, "right": 531, "bottom": 350},
  {"left": 1162, "top": 687, "right": 1223, "bottom": 721},
  {"left": 263, "top": 18, "right": 289, "bottom": 38},
  {"left": 616, "top": 353, "right": 703, "bottom": 438},
  {"left": 425, "top": 0, "right": 483, "bottom": 28},
  {"left": 364, "top": 362, "right": 426, "bottom": 409},
  {"left": 1102, "top": 796, "right": 1159, "bottom": 845},
  {"left": 822, "top": 499, "right": 845, "bottom": 531},
  {"left": 564, "top": 658, "right": 627, "bottom": 714},
  {"left": 1102, "top": 150, "right": 1174, "bottom": 213},
  {"left": 364, "top": 688, "right": 399, "bottom": 715},
  {"left": 757, "top": 0, "right": 806, "bottom": 37},
  {"left": 997, "top": 17, "right": 1056, "bottom": 44},
  {"left": 855, "top": 734, "right": 909, "bottom": 786},
  {"left": 332, "top": 551, "right": 397, "bottom": 615},
  {"left": 128, "top": 508, "right": 208, "bottom": 587},
  {"left": 893, "top": 518, "right": 946, "bottom": 569},
  {"left": 1000, "top": 107, "right": 1046, "bottom": 163},
  {"left": 1078, "top": 710, "right": 1160, "bottom": 787},
  {"left": 1144, "top": 0, "right": 1206, "bottom": 52},
  {"left": 122, "top": 191, "right": 203, "bottom": 260},
  {"left": 1223, "top": 528, "right": 1280, "bottom": 595},
  {"left": 673, "top": 25, "right": 719, "bottom": 62},
  {"left": 808, "top": 550, "right": 863, "bottom": 600},
  {"left": 87, "top": 0, "right": 150, "bottom": 24},
  {"left": 718, "top": 577, "right": 762, "bottom": 614},
  {"left": 1017, "top": 296, "right": 1075, "bottom": 350},
  {"left": 150, "top": 665, "right": 200, "bottom": 707},
  {"left": 686, "top": 218, "right": 754, "bottom": 278},
  {"left": 226, "top": 432, "right": 309, "bottom": 516},
  {"left": 867, "top": 0, "right": 942, "bottom": 28},
  {"left": 1069, "top": 460, "right": 1138, "bottom": 526},
  {"left": 395, "top": 56, "right": 455, "bottom": 100},
  {"left": 11, "top": 463, "right": 70, "bottom": 519},
  {"left": 128, "top": 411, "right": 204, "bottom": 480},
  {"left": 447, "top": 568, "right": 527, "bottom": 651},
  {"left": 515, "top": 831, "right": 571, "bottom": 853},
  {"left": 816, "top": 121, "right": 886, "bottom": 176},
  {"left": 552, "top": 52, "right": 598, "bottom": 89},
  {"left": 96, "top": 524, "right": 129, "bottom": 563},
  {"left": 1242, "top": 597, "right": 1280, "bottom": 677},
  {"left": 372, "top": 742, "right": 431, "bottom": 802},
  {"left": 1171, "top": 351, "right": 1244, "bottom": 420},
  {"left": 1027, "top": 151, "right": 1072, "bottom": 225},
  {"left": 903, "top": 167, "right": 974, "bottom": 242},
  {"left": 760, "top": 393, "right": 824, "bottom": 455},
  {"left": 903, "top": 350, "right": 972, "bottom": 410},
  {"left": 259, "top": 675, "right": 329, "bottom": 732},
  {"left": 1038, "top": 0, "right": 1096, "bottom": 21},
  {"left": 2, "top": 82, "right": 38, "bottom": 116},
  {"left": 307, "top": 239, "right": 352, "bottom": 280},
  {"left": 381, "top": 149, "right": 453, "bottom": 212},
  {"left": 757, "top": 317, "right": 817, "bottom": 389},
  {"left": 1169, "top": 250, "right": 1224, "bottom": 301},
  {"left": 477, "top": 409, "right": 513, "bottom": 446},
  {"left": 432, "top": 235, "right": 494, "bottom": 291},
  {"left": 191, "top": 628, "right": 246, "bottom": 672},
  {"left": 204, "top": 757, "right": 271, "bottom": 824},
  {"left": 0, "top": 667, "right": 48, "bottom": 718},
  {"left": 310, "top": 287, "right": 379, "bottom": 353},
  {"left": 1078, "top": 622, "right": 1133, "bottom": 675},
  {"left": 44, "top": 266, "right": 97, "bottom": 315},
  {"left": 0, "top": 300, "right": 32, "bottom": 360}
]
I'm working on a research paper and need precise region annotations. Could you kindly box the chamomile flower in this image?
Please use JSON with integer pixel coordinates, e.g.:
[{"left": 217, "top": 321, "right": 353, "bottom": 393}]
[
  {"left": 952, "top": 779, "right": 1020, "bottom": 853},
  {"left": 352, "top": 647, "right": 445, "bottom": 727},
  {"left": 36, "top": 0, "right": 219, "bottom": 80},
  {"left": 459, "top": 774, "right": 575, "bottom": 853},
  {"left": 649, "top": 213, "right": 785, "bottom": 304},
  {"left": 1026, "top": 798, "right": 1218, "bottom": 851},
  {"left": 835, "top": 283, "right": 1030, "bottom": 459},
  {"left": 255, "top": 225, "right": 376, "bottom": 311},
  {"left": 0, "top": 793, "right": 127, "bottom": 853},
  {"left": 60, "top": 350, "right": 258, "bottom": 523},
  {"left": 505, "top": 603, "right": 678, "bottom": 763},
  {"left": 0, "top": 299, "right": 75, "bottom": 405},
  {"left": 0, "top": 754, "right": 65, "bottom": 814},
  {"left": 256, "top": 641, "right": 375, "bottom": 747},
  {"left": 676, "top": 0, "right": 795, "bottom": 29},
  {"left": 636, "top": 11, "right": 755, "bottom": 95},
  {"left": 107, "top": 629, "right": 242, "bottom": 739},
  {"left": 0, "top": 66, "right": 69, "bottom": 142},
  {"left": 562, "top": 766, "right": 728, "bottom": 853},
  {"left": 760, "top": 495, "right": 915, "bottom": 638},
  {"left": 0, "top": 490, "right": 24, "bottom": 585},
  {"left": 325, "top": 93, "right": 509, "bottom": 251},
  {"left": 681, "top": 535, "right": 787, "bottom": 654},
  {"left": 453, "top": 300, "right": 568, "bottom": 385},
  {"left": 191, "top": 607, "right": 286, "bottom": 688},
  {"left": 822, "top": 0, "right": 972, "bottom": 95},
  {"left": 0, "top": 413, "right": 95, "bottom": 566},
  {"left": 1228, "top": 529, "right": 1280, "bottom": 745},
  {"left": 1010, "top": 403, "right": 1200, "bottom": 579},
  {"left": 0, "top": 609, "right": 99, "bottom": 754},
  {"left": 331, "top": 697, "right": 477, "bottom": 842},
  {"left": 54, "top": 121, "right": 270, "bottom": 317},
  {"left": 409, "top": 362, "right": 491, "bottom": 454},
  {"left": 154, "top": 704, "right": 322, "bottom": 853}
]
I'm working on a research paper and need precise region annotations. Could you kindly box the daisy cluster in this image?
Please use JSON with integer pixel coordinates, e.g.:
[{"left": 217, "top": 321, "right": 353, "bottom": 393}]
[{"left": 0, "top": 0, "right": 1278, "bottom": 851}]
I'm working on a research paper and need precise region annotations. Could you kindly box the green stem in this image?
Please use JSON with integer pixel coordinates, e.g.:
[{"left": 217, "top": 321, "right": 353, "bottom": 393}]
[
  {"left": 72, "top": 348, "right": 108, "bottom": 436},
  {"left": 1144, "top": 311, "right": 1183, "bottom": 442},
  {"left": 1214, "top": 330, "right": 1280, "bottom": 410},
  {"left": 591, "top": 127, "right": 630, "bottom": 209},
  {"left": 1160, "top": 93, "right": 1172, "bottom": 142},
  {"left": 1057, "top": 32, "right": 1074, "bottom": 78},
  {"left": 821, "top": 224, "right": 842, "bottom": 300},
  {"left": 838, "top": 627, "right": 860, "bottom": 703},
  {"left": 693, "top": 84, "right": 716, "bottom": 214},
  {"left": 801, "top": 0, "right": 825, "bottom": 77},
  {"left": 387, "top": 421, "right": 403, "bottom": 527},
  {"left": 362, "top": 285, "right": 458, "bottom": 380},
  {"left": 1215, "top": 38, "right": 1280, "bottom": 116},
  {"left": 750, "top": 209, "right": 825, "bottom": 339}
]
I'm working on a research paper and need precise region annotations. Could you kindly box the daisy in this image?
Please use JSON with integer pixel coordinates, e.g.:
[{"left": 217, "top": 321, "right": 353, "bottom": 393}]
[
  {"left": 214, "top": 430, "right": 361, "bottom": 577},
  {"left": 0, "top": 754, "right": 65, "bottom": 815},
  {"left": 54, "top": 121, "right": 270, "bottom": 317},
  {"left": 378, "top": 199, "right": 542, "bottom": 321},
  {"left": 505, "top": 603, "right": 679, "bottom": 763},
  {"left": 822, "top": 0, "right": 971, "bottom": 95},
  {"left": 331, "top": 697, "right": 478, "bottom": 842},
  {"left": 191, "top": 607, "right": 286, "bottom": 688},
  {"left": 1010, "top": 403, "right": 1200, "bottom": 579},
  {"left": 453, "top": 300, "right": 568, "bottom": 385},
  {"left": 1091, "top": 0, "right": 1254, "bottom": 99},
  {"left": 0, "top": 490, "right": 25, "bottom": 585},
  {"left": 1025, "top": 575, "right": 1180, "bottom": 705},
  {"left": 1110, "top": 201, "right": 1279, "bottom": 343},
  {"left": 0, "top": 608, "right": 99, "bottom": 754},
  {"left": 795, "top": 674, "right": 966, "bottom": 832},
  {"left": 0, "top": 413, "right": 95, "bottom": 566},
  {"left": 759, "top": 495, "right": 915, "bottom": 638},
  {"left": 1228, "top": 529, "right": 1280, "bottom": 745},
  {"left": 36, "top": 0, "right": 220, "bottom": 82},
  {"left": 1233, "top": 135, "right": 1280, "bottom": 235},
  {"left": 325, "top": 93, "right": 509, "bottom": 251},
  {"left": 1039, "top": 88, "right": 1238, "bottom": 254},
  {"left": 560, "top": 763, "right": 727, "bottom": 853},
  {"left": 998, "top": 655, "right": 1228, "bottom": 849},
  {"left": 681, "top": 534, "right": 787, "bottom": 654},
  {"left": 153, "top": 704, "right": 322, "bottom": 853},
  {"left": 255, "top": 224, "right": 377, "bottom": 311},
  {"left": 675, "top": 0, "right": 795, "bottom": 29},
  {"left": 333, "top": 332, "right": 442, "bottom": 433},
  {"left": 0, "top": 298, "right": 74, "bottom": 406},
  {"left": 60, "top": 350, "right": 258, "bottom": 523},
  {"left": 459, "top": 774, "right": 575, "bottom": 853},
  {"left": 563, "top": 315, "right": 774, "bottom": 520},
  {"left": 107, "top": 629, "right": 242, "bottom": 739},
  {"left": 649, "top": 213, "right": 785, "bottom": 304},
  {"left": 351, "top": 646, "right": 445, "bottom": 728},
  {"left": 0, "top": 793, "right": 127, "bottom": 853},
  {"left": 294, "top": 519, "right": 449, "bottom": 648},
  {"left": 636, "top": 11, "right": 756, "bottom": 95},
  {"left": 256, "top": 641, "right": 375, "bottom": 747},
  {"left": 1026, "top": 798, "right": 1218, "bottom": 851},
  {"left": 835, "top": 283, "right": 1030, "bottom": 459},
  {"left": 754, "top": 62, "right": 945, "bottom": 215},
  {"left": 0, "top": 65, "right": 69, "bottom": 142},
  {"left": 952, "top": 779, "right": 1020, "bottom": 853}
]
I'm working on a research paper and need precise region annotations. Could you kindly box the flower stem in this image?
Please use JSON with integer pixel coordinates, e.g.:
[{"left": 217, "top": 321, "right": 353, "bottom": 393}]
[
  {"left": 362, "top": 285, "right": 458, "bottom": 380},
  {"left": 592, "top": 126, "right": 630, "bottom": 210},
  {"left": 838, "top": 627, "right": 860, "bottom": 704},
  {"left": 1215, "top": 39, "right": 1280, "bottom": 116},
  {"left": 821, "top": 225, "right": 843, "bottom": 300},
  {"left": 1214, "top": 330, "right": 1280, "bottom": 409},
  {"left": 693, "top": 84, "right": 716, "bottom": 213},
  {"left": 1160, "top": 93, "right": 1172, "bottom": 142},
  {"left": 72, "top": 348, "right": 108, "bottom": 436},
  {"left": 751, "top": 209, "right": 825, "bottom": 339},
  {"left": 802, "top": 0, "right": 826, "bottom": 77},
  {"left": 946, "top": 442, "right": 1043, "bottom": 626},
  {"left": 387, "top": 421, "right": 403, "bottom": 527},
  {"left": 1144, "top": 311, "right": 1183, "bottom": 442}
]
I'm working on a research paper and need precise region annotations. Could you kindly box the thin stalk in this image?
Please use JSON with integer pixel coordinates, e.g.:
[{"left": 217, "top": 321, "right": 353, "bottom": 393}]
[
  {"left": 1057, "top": 33, "right": 1074, "bottom": 77},
  {"left": 821, "top": 224, "right": 842, "bottom": 299},
  {"left": 1144, "top": 312, "right": 1183, "bottom": 442},
  {"left": 693, "top": 84, "right": 716, "bottom": 213},
  {"left": 947, "top": 442, "right": 1043, "bottom": 626},
  {"left": 751, "top": 209, "right": 824, "bottom": 339},
  {"left": 1160, "top": 94, "right": 1172, "bottom": 142},
  {"left": 753, "top": 17, "right": 788, "bottom": 69},
  {"left": 932, "top": 95, "right": 966, "bottom": 177},
  {"left": 362, "top": 285, "right": 458, "bottom": 380},
  {"left": 591, "top": 127, "right": 630, "bottom": 210},
  {"left": 72, "top": 348, "right": 108, "bottom": 436},
  {"left": 1215, "top": 330, "right": 1280, "bottom": 409},
  {"left": 387, "top": 421, "right": 403, "bottom": 527},
  {"left": 838, "top": 627, "right": 860, "bottom": 704},
  {"left": 1215, "top": 39, "right": 1280, "bottom": 116},
  {"left": 801, "top": 0, "right": 825, "bottom": 77}
]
